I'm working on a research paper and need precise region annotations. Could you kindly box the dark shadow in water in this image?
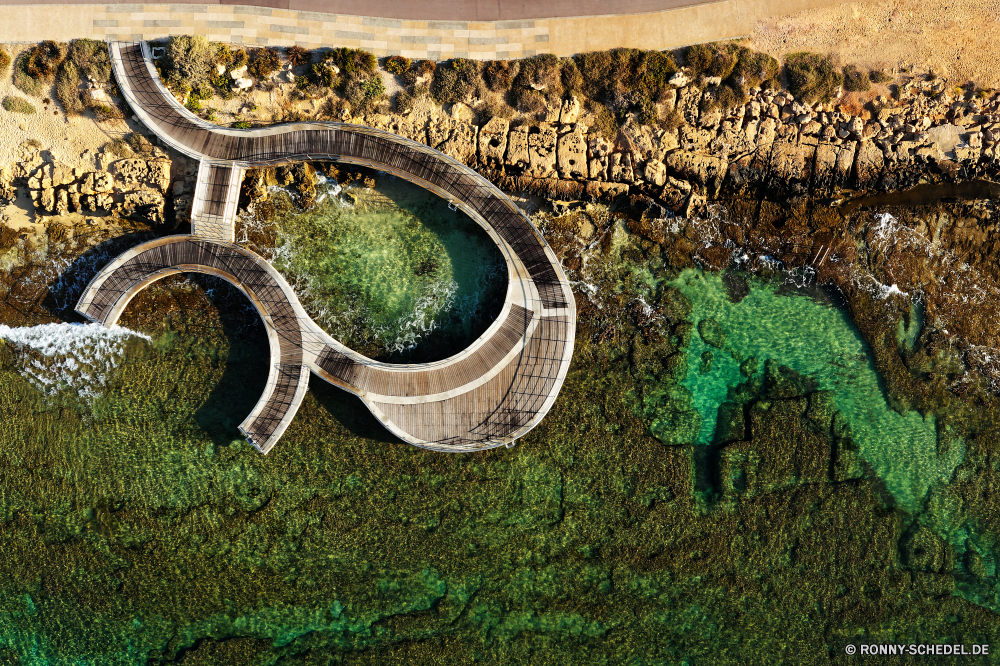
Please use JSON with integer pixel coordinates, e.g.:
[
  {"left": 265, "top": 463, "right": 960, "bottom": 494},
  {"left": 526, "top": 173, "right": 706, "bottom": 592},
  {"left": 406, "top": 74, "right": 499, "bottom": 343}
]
[
  {"left": 839, "top": 179, "right": 1000, "bottom": 216},
  {"left": 41, "top": 230, "right": 156, "bottom": 321},
  {"left": 311, "top": 169, "right": 509, "bottom": 365},
  {"left": 183, "top": 275, "right": 271, "bottom": 448},
  {"left": 309, "top": 374, "right": 402, "bottom": 444}
]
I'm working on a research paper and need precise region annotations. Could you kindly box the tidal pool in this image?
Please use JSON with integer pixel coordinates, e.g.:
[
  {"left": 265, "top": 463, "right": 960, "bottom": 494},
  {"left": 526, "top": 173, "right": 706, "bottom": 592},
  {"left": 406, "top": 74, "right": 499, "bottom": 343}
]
[
  {"left": 670, "top": 269, "right": 963, "bottom": 514},
  {"left": 266, "top": 174, "right": 507, "bottom": 362}
]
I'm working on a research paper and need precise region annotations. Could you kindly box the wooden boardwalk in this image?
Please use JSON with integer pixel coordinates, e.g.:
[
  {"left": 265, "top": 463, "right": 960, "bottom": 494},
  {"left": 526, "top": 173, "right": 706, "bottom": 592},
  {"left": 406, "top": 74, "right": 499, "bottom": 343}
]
[{"left": 77, "top": 41, "right": 576, "bottom": 454}]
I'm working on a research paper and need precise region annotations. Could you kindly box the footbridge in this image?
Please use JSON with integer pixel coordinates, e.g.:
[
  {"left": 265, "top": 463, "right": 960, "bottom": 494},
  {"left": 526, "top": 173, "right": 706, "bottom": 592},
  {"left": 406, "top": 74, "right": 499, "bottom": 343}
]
[{"left": 76, "top": 41, "right": 576, "bottom": 454}]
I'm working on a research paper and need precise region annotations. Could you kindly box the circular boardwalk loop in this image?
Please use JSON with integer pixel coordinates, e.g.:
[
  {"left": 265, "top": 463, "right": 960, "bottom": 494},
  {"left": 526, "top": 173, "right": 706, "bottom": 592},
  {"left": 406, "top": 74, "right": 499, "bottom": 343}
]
[{"left": 77, "top": 41, "right": 576, "bottom": 454}]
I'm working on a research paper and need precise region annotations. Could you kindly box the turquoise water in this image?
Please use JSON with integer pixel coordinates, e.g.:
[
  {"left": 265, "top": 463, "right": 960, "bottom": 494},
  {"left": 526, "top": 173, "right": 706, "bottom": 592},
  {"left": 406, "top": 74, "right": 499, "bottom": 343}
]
[
  {"left": 670, "top": 269, "right": 963, "bottom": 514},
  {"left": 268, "top": 175, "right": 506, "bottom": 362}
]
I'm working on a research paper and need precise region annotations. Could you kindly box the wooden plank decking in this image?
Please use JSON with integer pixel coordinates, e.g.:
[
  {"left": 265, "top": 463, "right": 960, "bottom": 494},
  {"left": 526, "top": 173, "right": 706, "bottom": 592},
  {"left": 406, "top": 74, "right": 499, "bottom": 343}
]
[{"left": 77, "top": 41, "right": 576, "bottom": 453}]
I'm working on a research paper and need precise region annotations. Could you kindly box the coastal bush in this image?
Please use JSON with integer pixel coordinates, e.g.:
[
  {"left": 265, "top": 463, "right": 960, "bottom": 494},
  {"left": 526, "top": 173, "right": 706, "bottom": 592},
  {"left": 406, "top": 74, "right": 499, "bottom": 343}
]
[
  {"left": 0, "top": 48, "right": 9, "bottom": 75},
  {"left": 55, "top": 40, "right": 113, "bottom": 115},
  {"left": 286, "top": 45, "right": 310, "bottom": 67},
  {"left": 324, "top": 47, "right": 377, "bottom": 75},
  {"left": 24, "top": 41, "right": 67, "bottom": 80},
  {"left": 575, "top": 48, "right": 677, "bottom": 119},
  {"left": 588, "top": 100, "right": 617, "bottom": 141},
  {"left": 511, "top": 87, "right": 546, "bottom": 115},
  {"left": 69, "top": 39, "right": 111, "bottom": 83},
  {"left": 869, "top": 69, "right": 893, "bottom": 84},
  {"left": 164, "top": 35, "right": 214, "bottom": 90},
  {"left": 729, "top": 47, "right": 779, "bottom": 90},
  {"left": 842, "top": 65, "right": 871, "bottom": 92},
  {"left": 685, "top": 42, "right": 737, "bottom": 80},
  {"left": 92, "top": 103, "right": 124, "bottom": 121},
  {"left": 511, "top": 53, "right": 562, "bottom": 104},
  {"left": 385, "top": 55, "right": 411, "bottom": 76},
  {"left": 659, "top": 108, "right": 684, "bottom": 131},
  {"left": 55, "top": 60, "right": 84, "bottom": 114},
  {"left": 478, "top": 97, "right": 514, "bottom": 122},
  {"left": 394, "top": 89, "right": 414, "bottom": 114},
  {"left": 483, "top": 60, "right": 516, "bottom": 91},
  {"left": 233, "top": 120, "right": 252, "bottom": 129},
  {"left": 249, "top": 47, "right": 281, "bottom": 79},
  {"left": 784, "top": 52, "right": 843, "bottom": 103},
  {"left": 432, "top": 58, "right": 483, "bottom": 104},
  {"left": 126, "top": 133, "right": 154, "bottom": 154},
  {"left": 3, "top": 96, "right": 35, "bottom": 114},
  {"left": 402, "top": 59, "right": 435, "bottom": 86},
  {"left": 13, "top": 54, "right": 43, "bottom": 96},
  {"left": 105, "top": 137, "right": 132, "bottom": 157}
]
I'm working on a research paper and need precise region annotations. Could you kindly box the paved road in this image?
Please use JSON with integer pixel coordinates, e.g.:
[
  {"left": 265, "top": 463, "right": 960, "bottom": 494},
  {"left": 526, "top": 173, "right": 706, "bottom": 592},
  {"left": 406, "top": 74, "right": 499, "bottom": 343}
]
[{"left": 4, "top": 0, "right": 724, "bottom": 20}]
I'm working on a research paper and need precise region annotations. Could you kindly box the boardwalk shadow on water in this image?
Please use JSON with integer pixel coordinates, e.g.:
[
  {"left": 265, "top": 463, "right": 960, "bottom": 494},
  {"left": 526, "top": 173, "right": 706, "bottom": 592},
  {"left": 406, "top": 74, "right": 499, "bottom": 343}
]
[
  {"left": 188, "top": 275, "right": 272, "bottom": 447},
  {"left": 41, "top": 230, "right": 156, "bottom": 320},
  {"left": 309, "top": 375, "right": 402, "bottom": 444}
]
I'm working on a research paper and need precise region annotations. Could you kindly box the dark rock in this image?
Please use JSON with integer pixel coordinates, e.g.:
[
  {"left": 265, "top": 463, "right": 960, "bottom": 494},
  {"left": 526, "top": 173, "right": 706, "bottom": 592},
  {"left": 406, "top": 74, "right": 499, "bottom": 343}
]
[{"left": 698, "top": 318, "right": 727, "bottom": 348}]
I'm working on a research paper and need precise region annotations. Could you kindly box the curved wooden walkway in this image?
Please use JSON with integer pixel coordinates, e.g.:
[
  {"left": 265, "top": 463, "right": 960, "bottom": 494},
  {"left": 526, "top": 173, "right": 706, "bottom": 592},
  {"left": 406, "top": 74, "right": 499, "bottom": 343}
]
[{"left": 77, "top": 41, "right": 576, "bottom": 454}]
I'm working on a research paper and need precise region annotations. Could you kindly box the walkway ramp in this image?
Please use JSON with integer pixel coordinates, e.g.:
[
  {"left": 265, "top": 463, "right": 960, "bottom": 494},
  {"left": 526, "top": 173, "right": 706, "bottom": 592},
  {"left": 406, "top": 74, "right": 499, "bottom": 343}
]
[{"left": 79, "top": 40, "right": 577, "bottom": 453}]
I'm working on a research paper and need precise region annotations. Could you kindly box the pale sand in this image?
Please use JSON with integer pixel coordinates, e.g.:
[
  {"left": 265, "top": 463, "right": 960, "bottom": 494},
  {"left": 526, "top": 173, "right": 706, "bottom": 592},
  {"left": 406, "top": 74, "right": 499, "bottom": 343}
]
[{"left": 749, "top": 0, "right": 1000, "bottom": 87}]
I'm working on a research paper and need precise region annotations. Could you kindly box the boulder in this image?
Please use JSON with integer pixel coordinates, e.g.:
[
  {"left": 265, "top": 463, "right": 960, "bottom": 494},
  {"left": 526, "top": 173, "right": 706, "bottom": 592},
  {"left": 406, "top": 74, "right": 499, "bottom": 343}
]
[
  {"left": 608, "top": 152, "right": 634, "bottom": 183},
  {"left": 642, "top": 159, "right": 667, "bottom": 186},
  {"left": 854, "top": 140, "right": 885, "bottom": 189},
  {"left": 505, "top": 125, "right": 529, "bottom": 169},
  {"left": 478, "top": 117, "right": 509, "bottom": 165},
  {"left": 663, "top": 150, "right": 728, "bottom": 197},
  {"left": 559, "top": 96, "right": 580, "bottom": 124},
  {"left": 113, "top": 159, "right": 149, "bottom": 187},
  {"left": 584, "top": 180, "right": 628, "bottom": 201},
  {"left": 526, "top": 124, "right": 557, "bottom": 178},
  {"left": 556, "top": 126, "right": 587, "bottom": 179}
]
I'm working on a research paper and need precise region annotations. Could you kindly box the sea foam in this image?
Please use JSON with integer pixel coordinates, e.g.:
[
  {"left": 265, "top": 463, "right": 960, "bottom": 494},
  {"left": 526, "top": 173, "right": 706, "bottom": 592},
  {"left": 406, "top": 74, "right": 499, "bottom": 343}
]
[{"left": 0, "top": 323, "right": 151, "bottom": 400}]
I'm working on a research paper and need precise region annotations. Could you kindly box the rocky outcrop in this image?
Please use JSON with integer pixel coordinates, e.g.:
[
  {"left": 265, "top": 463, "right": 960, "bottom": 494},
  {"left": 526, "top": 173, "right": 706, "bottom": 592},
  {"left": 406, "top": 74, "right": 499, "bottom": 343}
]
[
  {"left": 14, "top": 142, "right": 172, "bottom": 223},
  {"left": 526, "top": 124, "right": 557, "bottom": 179}
]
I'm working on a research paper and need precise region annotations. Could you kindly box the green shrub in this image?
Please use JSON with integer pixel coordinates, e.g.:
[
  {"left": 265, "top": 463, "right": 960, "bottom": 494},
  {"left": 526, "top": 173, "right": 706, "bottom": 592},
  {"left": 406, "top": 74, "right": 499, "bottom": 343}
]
[
  {"left": 842, "top": 64, "right": 871, "bottom": 92},
  {"left": 324, "top": 47, "right": 377, "bottom": 75},
  {"left": 512, "top": 53, "right": 562, "bottom": 103},
  {"left": 203, "top": 107, "right": 217, "bottom": 122},
  {"left": 286, "top": 45, "right": 310, "bottom": 67},
  {"left": 24, "top": 41, "right": 66, "bottom": 80},
  {"left": 574, "top": 48, "right": 676, "bottom": 115},
  {"left": 55, "top": 60, "right": 84, "bottom": 114},
  {"left": 105, "top": 137, "right": 131, "bottom": 157},
  {"left": 560, "top": 58, "right": 583, "bottom": 93},
  {"left": 685, "top": 43, "right": 737, "bottom": 79},
  {"left": 479, "top": 97, "right": 514, "bottom": 122},
  {"left": 729, "top": 47, "right": 778, "bottom": 90},
  {"left": 165, "top": 35, "right": 214, "bottom": 90},
  {"left": 249, "top": 47, "right": 281, "bottom": 79},
  {"left": 784, "top": 52, "right": 843, "bottom": 103},
  {"left": 92, "top": 104, "right": 124, "bottom": 121},
  {"left": 483, "top": 60, "right": 516, "bottom": 91},
  {"left": 2, "top": 96, "right": 35, "bottom": 114},
  {"left": 363, "top": 75, "right": 385, "bottom": 102},
  {"left": 869, "top": 69, "right": 893, "bottom": 84},
  {"left": 394, "top": 89, "right": 414, "bottom": 114},
  {"left": 385, "top": 55, "right": 411, "bottom": 76},
  {"left": 233, "top": 120, "right": 252, "bottom": 129},
  {"left": 126, "top": 133, "right": 154, "bottom": 154},
  {"left": 69, "top": 39, "right": 111, "bottom": 83},
  {"left": 588, "top": 101, "right": 617, "bottom": 141},
  {"left": 0, "top": 48, "right": 9, "bottom": 75},
  {"left": 13, "top": 54, "right": 44, "bottom": 96},
  {"left": 431, "top": 59, "right": 482, "bottom": 104},
  {"left": 310, "top": 63, "right": 337, "bottom": 88}
]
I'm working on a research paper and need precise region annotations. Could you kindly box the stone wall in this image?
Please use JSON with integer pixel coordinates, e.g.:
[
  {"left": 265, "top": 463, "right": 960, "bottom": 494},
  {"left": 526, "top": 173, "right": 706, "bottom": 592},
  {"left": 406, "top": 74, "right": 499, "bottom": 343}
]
[{"left": 363, "top": 77, "right": 1000, "bottom": 216}]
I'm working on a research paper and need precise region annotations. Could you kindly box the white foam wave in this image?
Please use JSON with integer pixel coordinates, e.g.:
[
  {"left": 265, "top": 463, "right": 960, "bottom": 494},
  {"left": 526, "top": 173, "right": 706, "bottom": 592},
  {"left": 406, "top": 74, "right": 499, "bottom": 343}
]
[{"left": 0, "top": 323, "right": 151, "bottom": 400}]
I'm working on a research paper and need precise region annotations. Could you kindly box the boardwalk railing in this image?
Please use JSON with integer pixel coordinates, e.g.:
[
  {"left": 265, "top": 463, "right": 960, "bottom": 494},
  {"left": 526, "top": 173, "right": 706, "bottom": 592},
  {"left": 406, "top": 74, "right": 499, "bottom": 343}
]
[{"left": 76, "top": 40, "right": 577, "bottom": 453}]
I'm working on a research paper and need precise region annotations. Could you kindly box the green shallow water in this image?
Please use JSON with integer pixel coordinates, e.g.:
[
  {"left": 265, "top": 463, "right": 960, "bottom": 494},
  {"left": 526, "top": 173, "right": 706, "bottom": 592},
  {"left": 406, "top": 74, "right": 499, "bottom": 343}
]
[
  {"left": 269, "top": 176, "right": 506, "bottom": 361},
  {"left": 670, "top": 269, "right": 963, "bottom": 513}
]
